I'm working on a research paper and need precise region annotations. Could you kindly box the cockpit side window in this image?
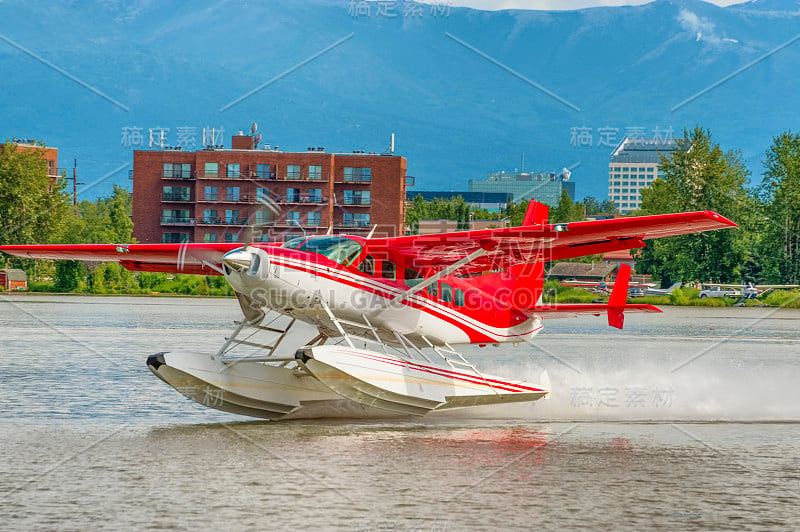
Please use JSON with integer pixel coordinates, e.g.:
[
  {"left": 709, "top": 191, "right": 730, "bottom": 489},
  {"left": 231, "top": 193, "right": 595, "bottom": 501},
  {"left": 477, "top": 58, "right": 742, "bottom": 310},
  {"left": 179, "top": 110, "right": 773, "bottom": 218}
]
[
  {"left": 381, "top": 261, "right": 396, "bottom": 280},
  {"left": 404, "top": 268, "right": 424, "bottom": 288},
  {"left": 357, "top": 255, "right": 375, "bottom": 276},
  {"left": 440, "top": 282, "right": 453, "bottom": 303},
  {"left": 296, "top": 236, "right": 363, "bottom": 266}
]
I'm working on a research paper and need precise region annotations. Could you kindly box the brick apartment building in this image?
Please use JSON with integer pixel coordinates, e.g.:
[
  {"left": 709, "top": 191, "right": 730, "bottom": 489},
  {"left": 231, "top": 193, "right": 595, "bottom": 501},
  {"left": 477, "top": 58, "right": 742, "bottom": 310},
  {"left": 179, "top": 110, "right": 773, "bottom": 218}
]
[
  {"left": 132, "top": 134, "right": 408, "bottom": 244},
  {"left": 1, "top": 139, "right": 60, "bottom": 182}
]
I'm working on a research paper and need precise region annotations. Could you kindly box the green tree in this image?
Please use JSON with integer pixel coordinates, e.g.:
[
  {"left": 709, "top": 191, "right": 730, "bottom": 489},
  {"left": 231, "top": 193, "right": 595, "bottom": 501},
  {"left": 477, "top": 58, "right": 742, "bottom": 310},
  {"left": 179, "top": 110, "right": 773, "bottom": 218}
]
[
  {"left": 635, "top": 126, "right": 752, "bottom": 284},
  {"left": 60, "top": 185, "right": 135, "bottom": 244},
  {"left": 757, "top": 131, "right": 800, "bottom": 284},
  {"left": 0, "top": 141, "right": 71, "bottom": 249},
  {"left": 582, "top": 196, "right": 602, "bottom": 216},
  {"left": 549, "top": 190, "right": 584, "bottom": 223},
  {"left": 599, "top": 200, "right": 619, "bottom": 215},
  {"left": 405, "top": 195, "right": 499, "bottom": 233},
  {"left": 54, "top": 260, "right": 86, "bottom": 292}
]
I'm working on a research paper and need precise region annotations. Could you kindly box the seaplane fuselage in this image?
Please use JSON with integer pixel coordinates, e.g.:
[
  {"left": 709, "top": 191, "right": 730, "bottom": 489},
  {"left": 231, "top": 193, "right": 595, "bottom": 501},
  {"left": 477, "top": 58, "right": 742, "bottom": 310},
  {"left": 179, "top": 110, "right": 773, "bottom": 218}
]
[{"left": 222, "top": 236, "right": 544, "bottom": 347}]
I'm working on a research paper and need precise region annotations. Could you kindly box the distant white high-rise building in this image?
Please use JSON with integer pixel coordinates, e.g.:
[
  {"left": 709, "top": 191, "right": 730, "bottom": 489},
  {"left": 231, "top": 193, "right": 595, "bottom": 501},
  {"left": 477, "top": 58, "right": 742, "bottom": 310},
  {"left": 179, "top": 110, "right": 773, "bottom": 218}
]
[{"left": 608, "top": 137, "right": 678, "bottom": 214}]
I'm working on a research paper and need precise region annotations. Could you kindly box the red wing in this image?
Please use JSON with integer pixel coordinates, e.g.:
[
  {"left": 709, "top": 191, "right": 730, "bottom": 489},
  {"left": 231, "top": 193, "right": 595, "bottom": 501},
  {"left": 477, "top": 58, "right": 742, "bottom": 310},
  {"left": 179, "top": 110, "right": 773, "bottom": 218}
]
[
  {"left": 370, "top": 211, "right": 736, "bottom": 273},
  {"left": 0, "top": 243, "right": 246, "bottom": 275}
]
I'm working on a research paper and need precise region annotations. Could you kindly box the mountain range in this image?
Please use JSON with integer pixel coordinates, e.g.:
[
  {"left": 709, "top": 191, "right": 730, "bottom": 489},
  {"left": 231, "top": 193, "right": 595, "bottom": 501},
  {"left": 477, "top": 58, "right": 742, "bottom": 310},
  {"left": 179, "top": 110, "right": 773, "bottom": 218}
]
[{"left": 0, "top": 0, "right": 799, "bottom": 199}]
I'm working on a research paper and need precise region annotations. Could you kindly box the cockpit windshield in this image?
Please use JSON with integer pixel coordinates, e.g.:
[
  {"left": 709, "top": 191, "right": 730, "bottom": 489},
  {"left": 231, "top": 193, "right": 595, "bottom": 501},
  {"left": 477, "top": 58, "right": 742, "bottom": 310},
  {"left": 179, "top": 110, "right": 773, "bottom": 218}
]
[
  {"left": 281, "top": 237, "right": 308, "bottom": 250},
  {"left": 290, "top": 236, "right": 363, "bottom": 266}
]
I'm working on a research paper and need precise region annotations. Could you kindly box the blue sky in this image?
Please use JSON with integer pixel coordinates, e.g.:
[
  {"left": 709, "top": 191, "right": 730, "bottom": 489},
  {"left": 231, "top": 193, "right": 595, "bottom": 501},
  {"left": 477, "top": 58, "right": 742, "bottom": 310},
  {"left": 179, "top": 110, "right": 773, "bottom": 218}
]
[{"left": 437, "top": 1, "right": 741, "bottom": 9}]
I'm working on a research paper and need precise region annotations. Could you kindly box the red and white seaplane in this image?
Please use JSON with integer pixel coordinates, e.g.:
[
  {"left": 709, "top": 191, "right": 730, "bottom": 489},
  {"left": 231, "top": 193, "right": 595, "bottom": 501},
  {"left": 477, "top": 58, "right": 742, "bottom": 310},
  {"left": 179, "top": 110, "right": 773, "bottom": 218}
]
[{"left": 1, "top": 200, "right": 735, "bottom": 420}]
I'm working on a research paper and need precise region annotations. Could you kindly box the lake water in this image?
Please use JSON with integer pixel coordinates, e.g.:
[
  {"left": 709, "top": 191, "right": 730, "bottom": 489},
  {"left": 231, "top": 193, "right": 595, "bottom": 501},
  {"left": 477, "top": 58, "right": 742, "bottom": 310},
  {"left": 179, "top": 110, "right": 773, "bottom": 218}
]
[{"left": 1, "top": 295, "right": 798, "bottom": 530}]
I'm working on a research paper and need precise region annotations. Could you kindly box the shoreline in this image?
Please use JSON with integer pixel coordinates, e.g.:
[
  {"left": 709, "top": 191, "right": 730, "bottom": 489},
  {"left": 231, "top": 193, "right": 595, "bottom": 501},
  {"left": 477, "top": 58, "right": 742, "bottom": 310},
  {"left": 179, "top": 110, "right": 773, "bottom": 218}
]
[{"left": 2, "top": 290, "right": 798, "bottom": 308}]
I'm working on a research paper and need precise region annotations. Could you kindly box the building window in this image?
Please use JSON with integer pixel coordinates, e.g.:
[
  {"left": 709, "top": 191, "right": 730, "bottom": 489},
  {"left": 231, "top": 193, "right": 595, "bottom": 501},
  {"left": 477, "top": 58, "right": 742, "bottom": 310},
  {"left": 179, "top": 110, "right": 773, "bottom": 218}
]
[
  {"left": 227, "top": 163, "right": 240, "bottom": 178},
  {"left": 308, "top": 188, "right": 322, "bottom": 203},
  {"left": 162, "top": 233, "right": 189, "bottom": 243},
  {"left": 255, "top": 210, "right": 272, "bottom": 225},
  {"left": 343, "top": 212, "right": 370, "bottom": 227},
  {"left": 203, "top": 232, "right": 218, "bottom": 243},
  {"left": 203, "top": 209, "right": 218, "bottom": 223},
  {"left": 226, "top": 186, "right": 240, "bottom": 201},
  {"left": 344, "top": 190, "right": 370, "bottom": 205},
  {"left": 225, "top": 209, "right": 239, "bottom": 224},
  {"left": 256, "top": 188, "right": 270, "bottom": 202},
  {"left": 162, "top": 209, "right": 190, "bottom": 223},
  {"left": 225, "top": 233, "right": 236, "bottom": 243},
  {"left": 286, "top": 211, "right": 300, "bottom": 225},
  {"left": 287, "top": 165, "right": 302, "bottom": 179},
  {"left": 344, "top": 167, "right": 371, "bottom": 182},
  {"left": 309, "top": 165, "right": 322, "bottom": 180},
  {"left": 203, "top": 185, "right": 218, "bottom": 201},
  {"left": 308, "top": 212, "right": 321, "bottom": 227},
  {"left": 286, "top": 188, "right": 301, "bottom": 202},
  {"left": 256, "top": 163, "right": 274, "bottom": 179},
  {"left": 164, "top": 163, "right": 193, "bottom": 178},
  {"left": 204, "top": 162, "right": 218, "bottom": 176},
  {"left": 163, "top": 186, "right": 190, "bottom": 201}
]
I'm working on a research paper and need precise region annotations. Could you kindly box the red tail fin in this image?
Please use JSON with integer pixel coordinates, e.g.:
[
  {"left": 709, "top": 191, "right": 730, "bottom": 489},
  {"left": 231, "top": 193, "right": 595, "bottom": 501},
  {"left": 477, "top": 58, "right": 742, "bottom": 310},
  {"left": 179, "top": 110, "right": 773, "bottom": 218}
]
[
  {"left": 607, "top": 264, "right": 631, "bottom": 329},
  {"left": 522, "top": 200, "right": 549, "bottom": 226}
]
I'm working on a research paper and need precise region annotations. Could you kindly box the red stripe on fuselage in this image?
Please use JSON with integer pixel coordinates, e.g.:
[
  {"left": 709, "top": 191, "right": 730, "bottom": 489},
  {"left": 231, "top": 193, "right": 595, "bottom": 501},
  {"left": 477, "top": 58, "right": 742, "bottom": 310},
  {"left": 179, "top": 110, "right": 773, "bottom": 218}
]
[{"left": 268, "top": 256, "right": 539, "bottom": 343}]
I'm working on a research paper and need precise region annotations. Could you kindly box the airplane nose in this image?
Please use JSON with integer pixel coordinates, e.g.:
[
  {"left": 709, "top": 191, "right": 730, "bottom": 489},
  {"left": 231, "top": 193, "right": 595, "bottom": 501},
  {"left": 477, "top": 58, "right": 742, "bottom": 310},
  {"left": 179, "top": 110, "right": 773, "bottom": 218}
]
[
  {"left": 222, "top": 250, "right": 252, "bottom": 272},
  {"left": 147, "top": 352, "right": 166, "bottom": 371}
]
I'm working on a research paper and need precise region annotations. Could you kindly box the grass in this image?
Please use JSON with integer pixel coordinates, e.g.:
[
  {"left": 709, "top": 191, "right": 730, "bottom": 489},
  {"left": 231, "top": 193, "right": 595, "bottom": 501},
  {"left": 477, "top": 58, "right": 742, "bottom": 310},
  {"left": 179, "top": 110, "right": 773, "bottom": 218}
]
[
  {"left": 542, "top": 282, "right": 800, "bottom": 308},
  {"left": 755, "top": 289, "right": 800, "bottom": 308}
]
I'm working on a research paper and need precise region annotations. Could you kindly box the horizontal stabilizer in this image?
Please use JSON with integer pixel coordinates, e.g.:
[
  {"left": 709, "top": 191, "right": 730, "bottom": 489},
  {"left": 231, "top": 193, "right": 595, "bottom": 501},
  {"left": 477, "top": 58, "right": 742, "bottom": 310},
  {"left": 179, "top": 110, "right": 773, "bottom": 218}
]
[
  {"left": 530, "top": 264, "right": 658, "bottom": 328},
  {"left": 528, "top": 303, "right": 661, "bottom": 320}
]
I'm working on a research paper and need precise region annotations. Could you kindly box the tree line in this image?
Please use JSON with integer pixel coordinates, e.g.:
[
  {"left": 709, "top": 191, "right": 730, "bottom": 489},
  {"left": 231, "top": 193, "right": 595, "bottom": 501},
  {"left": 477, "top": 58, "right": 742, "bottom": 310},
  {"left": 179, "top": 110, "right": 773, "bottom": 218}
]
[
  {"left": 0, "top": 141, "right": 232, "bottom": 295},
  {"left": 408, "top": 126, "right": 800, "bottom": 285},
  {"left": 3, "top": 126, "right": 800, "bottom": 291}
]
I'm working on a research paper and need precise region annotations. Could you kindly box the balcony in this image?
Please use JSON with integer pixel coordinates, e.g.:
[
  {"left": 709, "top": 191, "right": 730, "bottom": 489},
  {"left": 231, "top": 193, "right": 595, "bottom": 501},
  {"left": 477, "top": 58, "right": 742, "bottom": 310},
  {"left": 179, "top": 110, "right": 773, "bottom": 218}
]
[
  {"left": 162, "top": 193, "right": 191, "bottom": 202},
  {"left": 196, "top": 169, "right": 277, "bottom": 180},
  {"left": 199, "top": 192, "right": 252, "bottom": 202},
  {"left": 162, "top": 170, "right": 195, "bottom": 179},
  {"left": 198, "top": 217, "right": 248, "bottom": 226},
  {"left": 227, "top": 194, "right": 252, "bottom": 203},
  {"left": 336, "top": 221, "right": 371, "bottom": 229},
  {"left": 251, "top": 170, "right": 277, "bottom": 180},
  {"left": 161, "top": 217, "right": 195, "bottom": 226},
  {"left": 340, "top": 197, "right": 371, "bottom": 206},
  {"left": 277, "top": 194, "right": 327, "bottom": 204}
]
